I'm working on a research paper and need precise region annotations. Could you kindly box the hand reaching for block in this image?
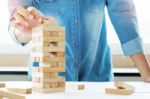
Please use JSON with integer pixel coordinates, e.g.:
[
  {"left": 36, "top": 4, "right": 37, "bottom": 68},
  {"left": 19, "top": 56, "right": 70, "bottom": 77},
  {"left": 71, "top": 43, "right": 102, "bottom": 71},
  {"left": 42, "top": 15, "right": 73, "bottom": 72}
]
[{"left": 10, "top": 6, "right": 56, "bottom": 43}]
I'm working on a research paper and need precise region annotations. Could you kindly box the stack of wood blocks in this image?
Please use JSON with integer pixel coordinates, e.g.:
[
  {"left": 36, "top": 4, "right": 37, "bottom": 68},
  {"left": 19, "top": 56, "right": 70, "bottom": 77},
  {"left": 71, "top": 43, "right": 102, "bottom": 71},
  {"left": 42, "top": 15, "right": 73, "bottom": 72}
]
[{"left": 31, "top": 19, "right": 65, "bottom": 93}]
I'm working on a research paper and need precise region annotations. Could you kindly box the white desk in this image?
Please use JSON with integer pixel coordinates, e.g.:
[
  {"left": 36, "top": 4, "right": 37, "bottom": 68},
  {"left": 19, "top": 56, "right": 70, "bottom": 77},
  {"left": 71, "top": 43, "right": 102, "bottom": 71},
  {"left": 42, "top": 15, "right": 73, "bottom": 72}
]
[{"left": 2, "top": 81, "right": 150, "bottom": 99}]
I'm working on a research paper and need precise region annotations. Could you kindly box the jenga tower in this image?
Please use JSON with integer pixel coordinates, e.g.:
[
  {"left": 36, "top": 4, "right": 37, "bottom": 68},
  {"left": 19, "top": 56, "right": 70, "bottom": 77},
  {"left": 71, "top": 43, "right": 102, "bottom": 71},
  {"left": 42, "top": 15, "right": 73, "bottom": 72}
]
[{"left": 31, "top": 19, "right": 65, "bottom": 93}]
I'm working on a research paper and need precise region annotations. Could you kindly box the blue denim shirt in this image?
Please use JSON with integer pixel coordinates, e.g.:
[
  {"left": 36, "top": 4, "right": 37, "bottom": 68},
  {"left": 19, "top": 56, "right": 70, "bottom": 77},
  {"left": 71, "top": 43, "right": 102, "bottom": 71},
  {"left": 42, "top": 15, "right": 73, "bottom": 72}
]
[{"left": 8, "top": 0, "right": 143, "bottom": 81}]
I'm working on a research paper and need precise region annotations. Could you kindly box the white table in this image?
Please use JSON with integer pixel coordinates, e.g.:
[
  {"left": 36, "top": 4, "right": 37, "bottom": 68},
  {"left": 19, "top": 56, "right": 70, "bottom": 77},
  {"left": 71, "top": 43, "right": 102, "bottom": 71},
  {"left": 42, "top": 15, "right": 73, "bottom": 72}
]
[{"left": 1, "top": 81, "right": 150, "bottom": 99}]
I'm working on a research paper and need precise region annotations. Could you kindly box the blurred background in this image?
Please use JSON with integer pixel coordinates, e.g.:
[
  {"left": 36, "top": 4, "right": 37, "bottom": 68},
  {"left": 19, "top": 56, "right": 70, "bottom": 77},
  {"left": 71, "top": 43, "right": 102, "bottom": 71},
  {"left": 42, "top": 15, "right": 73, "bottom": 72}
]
[{"left": 0, "top": 0, "right": 150, "bottom": 81}]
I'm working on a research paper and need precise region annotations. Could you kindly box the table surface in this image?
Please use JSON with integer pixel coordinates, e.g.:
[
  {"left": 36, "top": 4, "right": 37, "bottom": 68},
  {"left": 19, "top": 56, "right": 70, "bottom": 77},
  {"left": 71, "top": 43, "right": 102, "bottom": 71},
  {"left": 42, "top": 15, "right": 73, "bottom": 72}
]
[{"left": 1, "top": 81, "right": 150, "bottom": 99}]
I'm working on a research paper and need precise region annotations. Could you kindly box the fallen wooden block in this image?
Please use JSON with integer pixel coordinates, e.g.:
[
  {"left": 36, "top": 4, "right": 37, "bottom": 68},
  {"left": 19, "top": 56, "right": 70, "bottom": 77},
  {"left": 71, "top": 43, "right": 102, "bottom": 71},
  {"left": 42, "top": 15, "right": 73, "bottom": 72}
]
[
  {"left": 7, "top": 88, "right": 32, "bottom": 94},
  {"left": 114, "top": 82, "right": 135, "bottom": 92},
  {"left": 0, "top": 95, "right": 3, "bottom": 99},
  {"left": 105, "top": 88, "right": 133, "bottom": 95},
  {"left": 78, "top": 84, "right": 85, "bottom": 90},
  {"left": 0, "top": 83, "right": 5, "bottom": 88},
  {"left": 0, "top": 89, "right": 25, "bottom": 99}
]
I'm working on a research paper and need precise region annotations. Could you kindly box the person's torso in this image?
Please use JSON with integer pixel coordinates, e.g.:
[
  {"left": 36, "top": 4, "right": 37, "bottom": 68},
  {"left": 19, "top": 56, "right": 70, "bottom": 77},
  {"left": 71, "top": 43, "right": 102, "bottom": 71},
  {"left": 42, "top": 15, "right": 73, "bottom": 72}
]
[{"left": 32, "top": 0, "right": 114, "bottom": 81}]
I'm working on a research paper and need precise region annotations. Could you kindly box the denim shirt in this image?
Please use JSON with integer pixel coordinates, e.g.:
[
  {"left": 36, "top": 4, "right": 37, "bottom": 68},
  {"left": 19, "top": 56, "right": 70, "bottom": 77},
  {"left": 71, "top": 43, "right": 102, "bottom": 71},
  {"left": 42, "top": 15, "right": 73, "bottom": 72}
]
[{"left": 8, "top": 0, "right": 143, "bottom": 81}]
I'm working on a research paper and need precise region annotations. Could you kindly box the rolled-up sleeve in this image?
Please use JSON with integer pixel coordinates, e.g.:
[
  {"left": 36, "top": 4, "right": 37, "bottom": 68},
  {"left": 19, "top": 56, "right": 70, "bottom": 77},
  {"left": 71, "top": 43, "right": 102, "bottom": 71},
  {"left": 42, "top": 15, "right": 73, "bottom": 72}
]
[
  {"left": 106, "top": 0, "right": 143, "bottom": 56},
  {"left": 8, "top": 0, "right": 32, "bottom": 46}
]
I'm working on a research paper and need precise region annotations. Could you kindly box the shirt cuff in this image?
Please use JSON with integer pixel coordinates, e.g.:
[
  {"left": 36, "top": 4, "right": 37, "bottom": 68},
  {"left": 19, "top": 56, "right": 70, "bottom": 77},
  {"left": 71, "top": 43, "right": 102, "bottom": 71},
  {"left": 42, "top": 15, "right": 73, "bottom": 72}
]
[
  {"left": 121, "top": 37, "right": 143, "bottom": 56},
  {"left": 9, "top": 25, "right": 27, "bottom": 46}
]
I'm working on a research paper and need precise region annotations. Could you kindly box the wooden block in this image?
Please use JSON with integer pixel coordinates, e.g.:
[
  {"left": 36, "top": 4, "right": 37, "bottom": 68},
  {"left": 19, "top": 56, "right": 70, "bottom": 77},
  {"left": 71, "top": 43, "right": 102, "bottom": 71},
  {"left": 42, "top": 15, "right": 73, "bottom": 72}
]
[
  {"left": 31, "top": 52, "right": 49, "bottom": 57},
  {"left": 58, "top": 32, "right": 65, "bottom": 36},
  {"left": 42, "top": 17, "right": 57, "bottom": 26},
  {"left": 33, "top": 83, "right": 50, "bottom": 88},
  {"left": 32, "top": 67, "right": 39, "bottom": 72},
  {"left": 32, "top": 25, "right": 65, "bottom": 37},
  {"left": 0, "top": 89, "right": 25, "bottom": 99},
  {"left": 32, "top": 36, "right": 64, "bottom": 43},
  {"left": 33, "top": 87, "right": 65, "bottom": 93},
  {"left": 32, "top": 77, "right": 40, "bottom": 83},
  {"left": 38, "top": 62, "right": 65, "bottom": 67},
  {"left": 32, "top": 72, "right": 58, "bottom": 78},
  {"left": 32, "top": 47, "right": 65, "bottom": 52},
  {"left": 78, "top": 85, "right": 85, "bottom": 90},
  {"left": 7, "top": 88, "right": 32, "bottom": 94},
  {"left": 32, "top": 37, "right": 65, "bottom": 46},
  {"left": 32, "top": 77, "right": 65, "bottom": 83},
  {"left": 43, "top": 26, "right": 65, "bottom": 32},
  {"left": 32, "top": 66, "right": 65, "bottom": 73},
  {"left": 105, "top": 88, "right": 133, "bottom": 95},
  {"left": 40, "top": 66, "right": 65, "bottom": 72},
  {"left": 0, "top": 83, "right": 5, "bottom": 88},
  {"left": 50, "top": 82, "right": 58, "bottom": 88},
  {"left": 31, "top": 52, "right": 65, "bottom": 58},
  {"left": 114, "top": 82, "right": 135, "bottom": 92},
  {"left": 58, "top": 82, "right": 65, "bottom": 87},
  {"left": 42, "top": 36, "right": 64, "bottom": 42},
  {"left": 33, "top": 81, "right": 65, "bottom": 88},
  {"left": 48, "top": 31, "right": 58, "bottom": 36},
  {"left": 31, "top": 57, "right": 65, "bottom": 63},
  {"left": 0, "top": 95, "right": 3, "bottom": 99},
  {"left": 56, "top": 52, "right": 65, "bottom": 57},
  {"left": 17, "top": 7, "right": 29, "bottom": 18},
  {"left": 32, "top": 25, "right": 48, "bottom": 37},
  {"left": 32, "top": 41, "right": 50, "bottom": 47},
  {"left": 43, "top": 47, "right": 65, "bottom": 52}
]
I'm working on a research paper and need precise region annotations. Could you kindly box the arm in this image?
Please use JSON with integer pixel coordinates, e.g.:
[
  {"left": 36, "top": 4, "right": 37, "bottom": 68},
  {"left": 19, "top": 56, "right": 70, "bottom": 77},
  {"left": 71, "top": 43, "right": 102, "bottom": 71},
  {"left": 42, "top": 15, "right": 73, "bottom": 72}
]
[
  {"left": 8, "top": 0, "right": 46, "bottom": 45},
  {"left": 130, "top": 52, "right": 150, "bottom": 82},
  {"left": 8, "top": 0, "right": 33, "bottom": 45},
  {"left": 106, "top": 0, "right": 150, "bottom": 82}
]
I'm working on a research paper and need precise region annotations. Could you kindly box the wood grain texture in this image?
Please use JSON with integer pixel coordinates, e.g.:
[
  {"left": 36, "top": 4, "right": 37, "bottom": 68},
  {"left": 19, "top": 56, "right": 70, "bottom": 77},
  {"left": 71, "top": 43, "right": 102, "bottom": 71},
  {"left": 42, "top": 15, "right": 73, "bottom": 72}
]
[
  {"left": 105, "top": 88, "right": 133, "bottom": 95},
  {"left": 7, "top": 88, "right": 32, "bottom": 94}
]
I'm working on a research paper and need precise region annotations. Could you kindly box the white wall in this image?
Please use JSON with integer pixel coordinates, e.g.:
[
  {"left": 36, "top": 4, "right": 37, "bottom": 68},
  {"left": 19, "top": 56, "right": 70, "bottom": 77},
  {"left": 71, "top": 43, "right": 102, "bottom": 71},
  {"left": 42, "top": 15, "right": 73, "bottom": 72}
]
[{"left": 0, "top": 0, "right": 150, "bottom": 54}]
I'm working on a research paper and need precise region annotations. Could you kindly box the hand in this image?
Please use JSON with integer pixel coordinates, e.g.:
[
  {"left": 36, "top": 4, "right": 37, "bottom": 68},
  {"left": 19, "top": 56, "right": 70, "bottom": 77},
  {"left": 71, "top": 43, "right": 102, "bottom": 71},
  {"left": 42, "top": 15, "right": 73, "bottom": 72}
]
[
  {"left": 140, "top": 67, "right": 150, "bottom": 82},
  {"left": 10, "top": 7, "right": 43, "bottom": 43},
  {"left": 11, "top": 7, "right": 43, "bottom": 34}
]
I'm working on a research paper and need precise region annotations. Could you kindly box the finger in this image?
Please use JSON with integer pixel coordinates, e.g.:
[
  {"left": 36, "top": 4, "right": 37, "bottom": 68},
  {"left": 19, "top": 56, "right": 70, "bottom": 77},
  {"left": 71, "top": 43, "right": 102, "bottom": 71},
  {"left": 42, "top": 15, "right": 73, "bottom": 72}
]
[
  {"left": 27, "top": 7, "right": 43, "bottom": 23},
  {"left": 43, "top": 17, "right": 57, "bottom": 25},
  {"left": 13, "top": 21, "right": 32, "bottom": 34},
  {"left": 14, "top": 12, "right": 29, "bottom": 27},
  {"left": 17, "top": 7, "right": 34, "bottom": 20}
]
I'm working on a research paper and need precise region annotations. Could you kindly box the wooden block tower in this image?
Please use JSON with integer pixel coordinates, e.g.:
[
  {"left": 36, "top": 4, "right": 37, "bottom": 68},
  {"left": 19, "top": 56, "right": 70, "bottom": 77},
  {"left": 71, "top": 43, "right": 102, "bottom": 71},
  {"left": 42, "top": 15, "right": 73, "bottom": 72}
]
[{"left": 31, "top": 18, "right": 65, "bottom": 93}]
